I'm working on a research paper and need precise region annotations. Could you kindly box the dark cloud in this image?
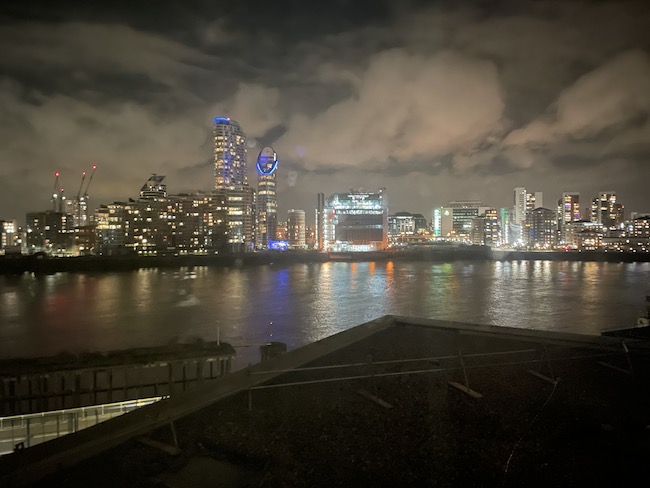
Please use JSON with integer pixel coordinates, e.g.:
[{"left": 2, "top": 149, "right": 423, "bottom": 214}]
[{"left": 1, "top": 0, "right": 650, "bottom": 223}]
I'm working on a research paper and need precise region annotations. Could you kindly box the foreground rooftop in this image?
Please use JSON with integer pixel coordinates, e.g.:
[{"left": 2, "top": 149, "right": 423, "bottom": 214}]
[{"left": 3, "top": 316, "right": 650, "bottom": 487}]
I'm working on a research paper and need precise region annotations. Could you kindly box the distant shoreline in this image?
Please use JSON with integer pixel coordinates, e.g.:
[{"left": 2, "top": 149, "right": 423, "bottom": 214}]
[{"left": 1, "top": 247, "right": 649, "bottom": 274}]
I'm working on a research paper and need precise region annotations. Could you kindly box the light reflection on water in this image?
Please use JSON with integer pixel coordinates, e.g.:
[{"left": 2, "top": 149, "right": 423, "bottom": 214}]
[{"left": 0, "top": 261, "right": 648, "bottom": 369}]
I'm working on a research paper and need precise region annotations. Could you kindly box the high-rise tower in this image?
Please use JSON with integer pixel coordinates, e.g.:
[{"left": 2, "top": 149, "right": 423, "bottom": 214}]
[
  {"left": 591, "top": 191, "right": 624, "bottom": 230},
  {"left": 256, "top": 147, "right": 278, "bottom": 249},
  {"left": 213, "top": 117, "right": 254, "bottom": 252},
  {"left": 513, "top": 187, "right": 542, "bottom": 245},
  {"left": 214, "top": 117, "right": 247, "bottom": 190},
  {"left": 557, "top": 192, "right": 580, "bottom": 243}
]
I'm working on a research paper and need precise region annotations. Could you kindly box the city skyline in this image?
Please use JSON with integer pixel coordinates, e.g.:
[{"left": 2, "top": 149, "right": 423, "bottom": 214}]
[{"left": 1, "top": 1, "right": 650, "bottom": 222}]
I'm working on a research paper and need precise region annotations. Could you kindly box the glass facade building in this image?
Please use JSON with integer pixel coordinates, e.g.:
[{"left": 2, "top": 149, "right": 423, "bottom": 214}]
[{"left": 323, "top": 189, "right": 388, "bottom": 252}]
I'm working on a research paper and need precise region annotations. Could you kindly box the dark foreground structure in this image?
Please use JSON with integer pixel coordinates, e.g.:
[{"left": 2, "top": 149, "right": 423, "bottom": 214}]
[{"left": 2, "top": 316, "right": 650, "bottom": 487}]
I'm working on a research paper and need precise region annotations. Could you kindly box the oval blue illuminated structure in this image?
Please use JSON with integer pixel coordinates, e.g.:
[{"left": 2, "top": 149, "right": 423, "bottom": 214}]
[
  {"left": 213, "top": 116, "right": 232, "bottom": 124},
  {"left": 256, "top": 146, "right": 278, "bottom": 175}
]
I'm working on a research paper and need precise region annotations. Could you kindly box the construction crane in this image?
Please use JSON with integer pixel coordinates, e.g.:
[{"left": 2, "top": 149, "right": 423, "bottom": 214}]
[
  {"left": 76, "top": 171, "right": 87, "bottom": 224},
  {"left": 83, "top": 164, "right": 97, "bottom": 200},
  {"left": 52, "top": 171, "right": 60, "bottom": 211},
  {"left": 76, "top": 171, "right": 87, "bottom": 201},
  {"left": 79, "top": 165, "right": 97, "bottom": 225}
]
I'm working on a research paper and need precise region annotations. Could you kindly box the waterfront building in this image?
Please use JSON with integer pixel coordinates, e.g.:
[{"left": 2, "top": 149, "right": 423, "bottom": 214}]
[
  {"left": 95, "top": 177, "right": 229, "bottom": 256},
  {"left": 323, "top": 189, "right": 388, "bottom": 252},
  {"left": 576, "top": 229, "right": 604, "bottom": 250},
  {"left": 435, "top": 201, "right": 491, "bottom": 242},
  {"left": 388, "top": 213, "right": 415, "bottom": 243},
  {"left": 524, "top": 207, "right": 557, "bottom": 249},
  {"left": 166, "top": 191, "right": 229, "bottom": 255},
  {"left": 95, "top": 204, "right": 126, "bottom": 255},
  {"left": 562, "top": 221, "right": 603, "bottom": 250},
  {"left": 213, "top": 117, "right": 255, "bottom": 252},
  {"left": 603, "top": 214, "right": 649, "bottom": 251},
  {"left": 256, "top": 147, "right": 278, "bottom": 250},
  {"left": 25, "top": 211, "right": 73, "bottom": 255},
  {"left": 130, "top": 176, "right": 170, "bottom": 254},
  {"left": 388, "top": 212, "right": 428, "bottom": 246},
  {"left": 287, "top": 209, "right": 306, "bottom": 249}
]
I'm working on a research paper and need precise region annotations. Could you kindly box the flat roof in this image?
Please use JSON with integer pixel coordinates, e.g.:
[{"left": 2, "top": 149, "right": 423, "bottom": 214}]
[{"left": 3, "top": 316, "right": 650, "bottom": 487}]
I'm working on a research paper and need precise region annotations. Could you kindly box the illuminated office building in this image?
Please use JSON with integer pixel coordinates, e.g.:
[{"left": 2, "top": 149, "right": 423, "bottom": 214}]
[
  {"left": 388, "top": 212, "right": 427, "bottom": 246},
  {"left": 213, "top": 117, "right": 255, "bottom": 252},
  {"left": 323, "top": 189, "right": 388, "bottom": 252},
  {"left": 256, "top": 147, "right": 278, "bottom": 249},
  {"left": 434, "top": 201, "right": 491, "bottom": 241}
]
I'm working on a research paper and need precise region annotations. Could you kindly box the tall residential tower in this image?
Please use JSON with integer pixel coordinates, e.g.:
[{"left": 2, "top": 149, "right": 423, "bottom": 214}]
[{"left": 213, "top": 117, "right": 255, "bottom": 252}]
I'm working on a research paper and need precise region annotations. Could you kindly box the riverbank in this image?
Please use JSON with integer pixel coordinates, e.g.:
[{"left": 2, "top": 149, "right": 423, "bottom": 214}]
[{"left": 1, "top": 247, "right": 649, "bottom": 274}]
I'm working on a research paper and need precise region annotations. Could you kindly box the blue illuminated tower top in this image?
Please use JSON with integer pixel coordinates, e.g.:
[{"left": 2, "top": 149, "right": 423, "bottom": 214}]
[{"left": 256, "top": 147, "right": 278, "bottom": 175}]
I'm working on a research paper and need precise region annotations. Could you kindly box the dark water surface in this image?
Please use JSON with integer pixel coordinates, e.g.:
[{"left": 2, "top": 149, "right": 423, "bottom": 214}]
[{"left": 1, "top": 261, "right": 648, "bottom": 369}]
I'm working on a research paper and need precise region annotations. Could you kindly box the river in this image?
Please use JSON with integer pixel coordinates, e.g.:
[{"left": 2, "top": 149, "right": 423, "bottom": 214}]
[{"left": 1, "top": 260, "right": 648, "bottom": 369}]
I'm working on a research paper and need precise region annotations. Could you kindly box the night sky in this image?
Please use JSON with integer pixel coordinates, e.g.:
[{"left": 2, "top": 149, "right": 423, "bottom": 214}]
[{"left": 1, "top": 0, "right": 649, "bottom": 224}]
